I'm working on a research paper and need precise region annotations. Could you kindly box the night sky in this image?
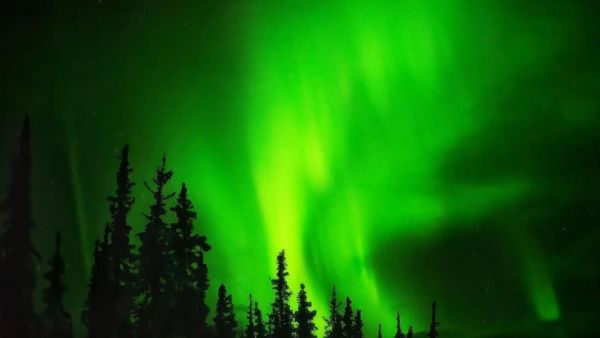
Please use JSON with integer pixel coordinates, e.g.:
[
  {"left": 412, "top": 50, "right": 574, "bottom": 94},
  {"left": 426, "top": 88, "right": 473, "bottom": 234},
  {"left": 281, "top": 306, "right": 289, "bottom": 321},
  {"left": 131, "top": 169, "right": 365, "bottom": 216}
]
[{"left": 1, "top": 1, "right": 599, "bottom": 337}]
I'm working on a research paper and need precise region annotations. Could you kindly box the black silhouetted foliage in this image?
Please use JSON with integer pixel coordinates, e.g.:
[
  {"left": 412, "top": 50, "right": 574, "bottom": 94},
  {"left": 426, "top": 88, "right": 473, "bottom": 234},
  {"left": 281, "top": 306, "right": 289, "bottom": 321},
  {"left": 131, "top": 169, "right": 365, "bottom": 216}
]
[
  {"left": 324, "top": 287, "right": 343, "bottom": 338},
  {"left": 0, "top": 115, "right": 37, "bottom": 338},
  {"left": 255, "top": 302, "right": 267, "bottom": 338},
  {"left": 246, "top": 295, "right": 256, "bottom": 338},
  {"left": 269, "top": 250, "right": 294, "bottom": 338},
  {"left": 342, "top": 297, "right": 353, "bottom": 338},
  {"left": 82, "top": 145, "right": 136, "bottom": 338},
  {"left": 38, "top": 232, "right": 72, "bottom": 338},
  {"left": 0, "top": 123, "right": 444, "bottom": 338},
  {"left": 407, "top": 326, "right": 414, "bottom": 338},
  {"left": 136, "top": 156, "right": 175, "bottom": 338},
  {"left": 106, "top": 145, "right": 136, "bottom": 338},
  {"left": 428, "top": 302, "right": 440, "bottom": 338},
  {"left": 295, "top": 283, "right": 317, "bottom": 338},
  {"left": 394, "top": 312, "right": 405, "bottom": 338},
  {"left": 352, "top": 310, "right": 364, "bottom": 338},
  {"left": 82, "top": 227, "right": 111, "bottom": 338},
  {"left": 215, "top": 284, "right": 237, "bottom": 338},
  {"left": 169, "top": 183, "right": 211, "bottom": 338}
]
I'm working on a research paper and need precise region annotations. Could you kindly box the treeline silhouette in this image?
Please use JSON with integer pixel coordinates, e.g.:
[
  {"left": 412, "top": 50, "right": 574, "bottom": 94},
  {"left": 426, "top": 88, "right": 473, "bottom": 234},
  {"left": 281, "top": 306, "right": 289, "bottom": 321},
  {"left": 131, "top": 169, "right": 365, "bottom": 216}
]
[{"left": 0, "top": 116, "right": 441, "bottom": 338}]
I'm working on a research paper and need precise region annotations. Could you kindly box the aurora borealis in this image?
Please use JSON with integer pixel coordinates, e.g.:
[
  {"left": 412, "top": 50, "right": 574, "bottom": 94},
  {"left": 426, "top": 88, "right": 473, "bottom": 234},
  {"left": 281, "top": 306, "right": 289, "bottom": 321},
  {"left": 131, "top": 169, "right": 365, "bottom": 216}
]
[{"left": 1, "top": 0, "right": 599, "bottom": 337}]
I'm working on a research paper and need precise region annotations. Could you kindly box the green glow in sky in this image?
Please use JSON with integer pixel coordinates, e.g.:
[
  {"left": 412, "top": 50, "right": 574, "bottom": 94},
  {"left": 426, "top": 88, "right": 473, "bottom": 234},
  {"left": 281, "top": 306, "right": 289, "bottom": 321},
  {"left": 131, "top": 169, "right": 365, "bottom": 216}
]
[{"left": 2, "top": 1, "right": 599, "bottom": 337}]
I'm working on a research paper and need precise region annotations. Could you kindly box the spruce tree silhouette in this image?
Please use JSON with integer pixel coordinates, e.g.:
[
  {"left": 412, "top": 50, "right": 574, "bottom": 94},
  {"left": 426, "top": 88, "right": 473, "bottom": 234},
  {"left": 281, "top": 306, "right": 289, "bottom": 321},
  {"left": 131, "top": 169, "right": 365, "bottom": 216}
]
[
  {"left": 341, "top": 297, "right": 353, "bottom": 338},
  {"left": 214, "top": 284, "right": 237, "bottom": 338},
  {"left": 246, "top": 295, "right": 256, "bottom": 338},
  {"left": 324, "top": 286, "right": 343, "bottom": 338},
  {"left": 0, "top": 118, "right": 453, "bottom": 338},
  {"left": 82, "top": 145, "right": 135, "bottom": 338},
  {"left": 294, "top": 283, "right": 317, "bottom": 338},
  {"left": 136, "top": 156, "right": 174, "bottom": 338},
  {"left": 352, "top": 310, "right": 364, "bottom": 338},
  {"left": 0, "top": 115, "right": 38, "bottom": 338},
  {"left": 427, "top": 302, "right": 439, "bottom": 338},
  {"left": 269, "top": 250, "right": 294, "bottom": 338},
  {"left": 169, "top": 183, "right": 211, "bottom": 338},
  {"left": 394, "top": 312, "right": 405, "bottom": 338},
  {"left": 106, "top": 145, "right": 136, "bottom": 338},
  {"left": 38, "top": 232, "right": 73, "bottom": 338},
  {"left": 254, "top": 302, "right": 267, "bottom": 338},
  {"left": 406, "top": 326, "right": 414, "bottom": 338},
  {"left": 82, "top": 226, "right": 111, "bottom": 338}
]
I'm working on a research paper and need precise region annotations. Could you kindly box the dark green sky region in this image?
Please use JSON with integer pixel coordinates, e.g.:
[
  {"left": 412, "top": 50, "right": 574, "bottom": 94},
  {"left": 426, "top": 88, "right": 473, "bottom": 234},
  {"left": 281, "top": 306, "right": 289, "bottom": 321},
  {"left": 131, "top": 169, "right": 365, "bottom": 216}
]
[{"left": 1, "top": 1, "right": 599, "bottom": 337}]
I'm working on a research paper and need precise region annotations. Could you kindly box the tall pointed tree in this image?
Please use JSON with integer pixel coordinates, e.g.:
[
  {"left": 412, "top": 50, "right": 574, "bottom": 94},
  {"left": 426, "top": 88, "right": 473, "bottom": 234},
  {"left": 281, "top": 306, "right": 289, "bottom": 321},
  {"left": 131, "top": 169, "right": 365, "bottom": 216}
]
[
  {"left": 406, "top": 326, "right": 414, "bottom": 338},
  {"left": 254, "top": 302, "right": 267, "bottom": 338},
  {"left": 341, "top": 297, "right": 353, "bottom": 338},
  {"left": 246, "top": 295, "right": 256, "bottom": 338},
  {"left": 352, "top": 310, "right": 364, "bottom": 338},
  {"left": 214, "top": 284, "right": 237, "bottom": 338},
  {"left": 394, "top": 312, "right": 405, "bottom": 338},
  {"left": 324, "top": 286, "right": 343, "bottom": 338},
  {"left": 38, "top": 232, "right": 73, "bottom": 338},
  {"left": 269, "top": 250, "right": 294, "bottom": 338},
  {"left": 427, "top": 302, "right": 439, "bottom": 338},
  {"left": 294, "top": 283, "right": 317, "bottom": 338},
  {"left": 377, "top": 324, "right": 382, "bottom": 338},
  {"left": 169, "top": 183, "right": 211, "bottom": 337},
  {"left": 0, "top": 115, "right": 37, "bottom": 338},
  {"left": 82, "top": 226, "right": 111, "bottom": 338},
  {"left": 82, "top": 145, "right": 135, "bottom": 338},
  {"left": 135, "top": 156, "right": 174, "bottom": 338},
  {"left": 106, "top": 145, "right": 136, "bottom": 338}
]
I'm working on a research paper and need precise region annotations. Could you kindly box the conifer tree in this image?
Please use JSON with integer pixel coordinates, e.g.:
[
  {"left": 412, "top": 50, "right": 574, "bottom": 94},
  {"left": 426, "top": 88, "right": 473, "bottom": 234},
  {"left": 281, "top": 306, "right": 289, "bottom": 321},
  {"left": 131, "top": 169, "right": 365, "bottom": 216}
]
[
  {"left": 169, "top": 183, "right": 211, "bottom": 337},
  {"left": 106, "top": 145, "right": 136, "bottom": 338},
  {"left": 246, "top": 295, "right": 256, "bottom": 338},
  {"left": 394, "top": 312, "right": 405, "bottom": 338},
  {"left": 406, "top": 326, "right": 414, "bottom": 338},
  {"left": 82, "top": 146, "right": 135, "bottom": 338},
  {"left": 377, "top": 324, "right": 382, "bottom": 338},
  {"left": 269, "top": 250, "right": 294, "bottom": 338},
  {"left": 427, "top": 302, "right": 439, "bottom": 338},
  {"left": 324, "top": 286, "right": 343, "bottom": 338},
  {"left": 214, "top": 284, "right": 237, "bottom": 338},
  {"left": 135, "top": 156, "right": 174, "bottom": 338},
  {"left": 341, "top": 297, "right": 353, "bottom": 338},
  {"left": 82, "top": 226, "right": 111, "bottom": 338},
  {"left": 254, "top": 302, "right": 267, "bottom": 338},
  {"left": 38, "top": 232, "right": 73, "bottom": 338},
  {"left": 0, "top": 115, "right": 37, "bottom": 338},
  {"left": 352, "top": 310, "right": 364, "bottom": 338},
  {"left": 294, "top": 283, "right": 317, "bottom": 338}
]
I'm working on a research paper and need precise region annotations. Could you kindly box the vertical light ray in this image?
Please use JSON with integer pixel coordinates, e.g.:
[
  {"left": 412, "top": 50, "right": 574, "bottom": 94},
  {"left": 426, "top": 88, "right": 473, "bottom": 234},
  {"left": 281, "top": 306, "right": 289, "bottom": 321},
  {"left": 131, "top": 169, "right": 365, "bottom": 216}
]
[
  {"left": 242, "top": 0, "right": 472, "bottom": 333},
  {"left": 516, "top": 228, "right": 560, "bottom": 321},
  {"left": 65, "top": 119, "right": 91, "bottom": 274}
]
